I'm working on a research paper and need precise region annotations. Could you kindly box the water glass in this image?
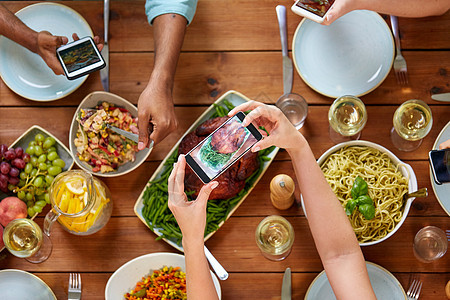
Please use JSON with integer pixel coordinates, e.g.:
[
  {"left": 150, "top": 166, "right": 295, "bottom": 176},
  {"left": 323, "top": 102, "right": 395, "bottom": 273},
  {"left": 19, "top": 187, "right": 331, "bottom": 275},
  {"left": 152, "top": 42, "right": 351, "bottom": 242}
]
[
  {"left": 276, "top": 93, "right": 308, "bottom": 130},
  {"left": 255, "top": 215, "right": 295, "bottom": 261},
  {"left": 413, "top": 226, "right": 448, "bottom": 263}
]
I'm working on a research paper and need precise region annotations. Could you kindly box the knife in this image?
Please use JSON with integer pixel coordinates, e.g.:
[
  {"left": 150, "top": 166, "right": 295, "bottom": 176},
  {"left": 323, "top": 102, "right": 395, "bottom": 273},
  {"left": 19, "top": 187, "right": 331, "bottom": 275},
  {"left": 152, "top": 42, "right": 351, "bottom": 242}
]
[
  {"left": 431, "top": 93, "right": 450, "bottom": 102},
  {"left": 281, "top": 267, "right": 291, "bottom": 300},
  {"left": 276, "top": 5, "right": 293, "bottom": 95},
  {"left": 100, "top": 0, "right": 109, "bottom": 92},
  {"left": 106, "top": 124, "right": 139, "bottom": 143}
]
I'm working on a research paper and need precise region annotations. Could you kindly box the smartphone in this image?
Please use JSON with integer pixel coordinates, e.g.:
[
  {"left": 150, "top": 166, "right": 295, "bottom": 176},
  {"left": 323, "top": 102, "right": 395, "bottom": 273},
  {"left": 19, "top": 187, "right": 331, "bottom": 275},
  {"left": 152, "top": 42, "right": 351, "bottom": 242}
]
[
  {"left": 291, "top": 0, "right": 335, "bottom": 24},
  {"left": 429, "top": 149, "right": 450, "bottom": 185},
  {"left": 185, "top": 112, "right": 263, "bottom": 184},
  {"left": 56, "top": 36, "right": 106, "bottom": 80}
]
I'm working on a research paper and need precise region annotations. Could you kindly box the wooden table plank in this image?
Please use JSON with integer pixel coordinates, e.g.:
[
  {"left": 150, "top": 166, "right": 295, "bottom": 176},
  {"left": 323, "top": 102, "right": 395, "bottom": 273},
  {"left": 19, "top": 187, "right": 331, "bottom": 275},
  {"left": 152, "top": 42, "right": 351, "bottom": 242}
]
[{"left": 1, "top": 51, "right": 450, "bottom": 107}]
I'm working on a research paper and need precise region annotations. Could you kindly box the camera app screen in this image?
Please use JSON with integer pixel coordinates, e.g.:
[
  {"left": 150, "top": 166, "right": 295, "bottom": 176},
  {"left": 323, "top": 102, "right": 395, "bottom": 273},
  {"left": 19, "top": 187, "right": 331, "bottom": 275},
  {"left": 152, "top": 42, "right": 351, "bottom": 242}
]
[{"left": 60, "top": 40, "right": 101, "bottom": 73}]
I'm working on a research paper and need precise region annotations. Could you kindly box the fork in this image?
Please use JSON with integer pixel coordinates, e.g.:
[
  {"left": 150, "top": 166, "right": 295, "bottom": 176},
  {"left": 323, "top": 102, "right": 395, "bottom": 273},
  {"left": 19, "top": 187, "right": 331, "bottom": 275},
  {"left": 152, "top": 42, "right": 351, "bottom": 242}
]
[
  {"left": 406, "top": 277, "right": 422, "bottom": 300},
  {"left": 68, "top": 273, "right": 82, "bottom": 300},
  {"left": 390, "top": 15, "right": 408, "bottom": 85},
  {"left": 446, "top": 229, "right": 450, "bottom": 241}
]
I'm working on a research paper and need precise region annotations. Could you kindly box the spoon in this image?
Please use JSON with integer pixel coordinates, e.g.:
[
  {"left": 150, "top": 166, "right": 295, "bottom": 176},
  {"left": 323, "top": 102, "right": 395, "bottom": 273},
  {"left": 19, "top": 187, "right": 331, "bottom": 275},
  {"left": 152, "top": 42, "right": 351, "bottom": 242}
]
[
  {"left": 204, "top": 245, "right": 229, "bottom": 280},
  {"left": 403, "top": 187, "right": 428, "bottom": 201}
]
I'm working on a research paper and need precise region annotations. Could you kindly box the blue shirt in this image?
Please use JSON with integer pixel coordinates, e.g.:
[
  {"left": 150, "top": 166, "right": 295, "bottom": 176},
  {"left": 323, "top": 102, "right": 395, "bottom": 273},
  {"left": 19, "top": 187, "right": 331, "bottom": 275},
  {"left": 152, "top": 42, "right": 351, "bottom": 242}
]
[{"left": 145, "top": 0, "right": 198, "bottom": 25}]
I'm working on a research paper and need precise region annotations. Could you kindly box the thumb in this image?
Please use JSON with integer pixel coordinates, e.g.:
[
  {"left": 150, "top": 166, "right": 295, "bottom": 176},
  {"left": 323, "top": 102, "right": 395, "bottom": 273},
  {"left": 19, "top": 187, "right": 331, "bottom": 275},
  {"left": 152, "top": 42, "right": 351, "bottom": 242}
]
[
  {"left": 251, "top": 137, "right": 273, "bottom": 152},
  {"left": 149, "top": 127, "right": 164, "bottom": 146},
  {"left": 137, "top": 112, "right": 150, "bottom": 151},
  {"left": 197, "top": 181, "right": 219, "bottom": 204}
]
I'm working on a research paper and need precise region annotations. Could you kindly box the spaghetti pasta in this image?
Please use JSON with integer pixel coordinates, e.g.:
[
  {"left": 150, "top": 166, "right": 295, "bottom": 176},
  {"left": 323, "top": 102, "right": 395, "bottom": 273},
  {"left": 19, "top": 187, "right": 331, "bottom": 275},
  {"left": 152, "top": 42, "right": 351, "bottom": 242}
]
[{"left": 320, "top": 146, "right": 409, "bottom": 243}]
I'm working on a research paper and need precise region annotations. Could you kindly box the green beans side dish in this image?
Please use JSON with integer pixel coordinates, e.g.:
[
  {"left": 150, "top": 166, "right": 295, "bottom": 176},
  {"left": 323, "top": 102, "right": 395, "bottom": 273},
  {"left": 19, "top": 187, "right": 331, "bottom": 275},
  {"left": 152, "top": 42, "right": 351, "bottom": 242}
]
[{"left": 141, "top": 99, "right": 276, "bottom": 245}]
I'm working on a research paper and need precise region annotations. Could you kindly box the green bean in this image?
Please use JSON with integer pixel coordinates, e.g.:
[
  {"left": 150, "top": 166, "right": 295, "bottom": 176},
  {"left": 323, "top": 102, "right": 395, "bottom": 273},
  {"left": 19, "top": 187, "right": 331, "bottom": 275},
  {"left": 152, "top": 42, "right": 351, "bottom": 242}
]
[{"left": 260, "top": 156, "right": 271, "bottom": 161}]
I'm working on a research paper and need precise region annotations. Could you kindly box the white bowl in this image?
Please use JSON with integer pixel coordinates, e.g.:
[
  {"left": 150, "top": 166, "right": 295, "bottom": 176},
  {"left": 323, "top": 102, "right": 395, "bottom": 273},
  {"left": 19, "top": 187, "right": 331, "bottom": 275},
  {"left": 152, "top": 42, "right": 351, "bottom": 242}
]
[
  {"left": 0, "top": 269, "right": 56, "bottom": 299},
  {"left": 105, "top": 252, "right": 221, "bottom": 300},
  {"left": 69, "top": 91, "right": 151, "bottom": 177},
  {"left": 302, "top": 140, "right": 417, "bottom": 246}
]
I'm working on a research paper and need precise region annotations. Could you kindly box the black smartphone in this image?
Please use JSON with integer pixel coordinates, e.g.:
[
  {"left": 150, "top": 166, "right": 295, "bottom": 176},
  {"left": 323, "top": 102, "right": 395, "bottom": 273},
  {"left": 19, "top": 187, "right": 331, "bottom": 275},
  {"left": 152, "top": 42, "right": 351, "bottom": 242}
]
[
  {"left": 56, "top": 36, "right": 106, "bottom": 80},
  {"left": 429, "top": 149, "right": 450, "bottom": 185},
  {"left": 185, "top": 111, "right": 263, "bottom": 184}
]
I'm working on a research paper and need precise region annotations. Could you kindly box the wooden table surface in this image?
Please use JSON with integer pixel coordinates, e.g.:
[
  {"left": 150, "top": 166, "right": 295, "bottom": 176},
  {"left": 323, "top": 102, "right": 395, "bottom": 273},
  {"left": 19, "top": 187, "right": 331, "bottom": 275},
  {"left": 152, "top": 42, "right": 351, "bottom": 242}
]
[{"left": 1, "top": 1, "right": 449, "bottom": 299}]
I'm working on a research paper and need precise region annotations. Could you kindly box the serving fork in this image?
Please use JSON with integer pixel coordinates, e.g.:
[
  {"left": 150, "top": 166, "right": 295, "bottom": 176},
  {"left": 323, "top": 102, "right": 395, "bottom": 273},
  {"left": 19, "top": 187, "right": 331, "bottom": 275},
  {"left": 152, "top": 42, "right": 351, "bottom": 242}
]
[
  {"left": 406, "top": 277, "right": 422, "bottom": 300},
  {"left": 390, "top": 15, "right": 408, "bottom": 85},
  {"left": 446, "top": 229, "right": 450, "bottom": 241},
  {"left": 68, "top": 273, "right": 82, "bottom": 300}
]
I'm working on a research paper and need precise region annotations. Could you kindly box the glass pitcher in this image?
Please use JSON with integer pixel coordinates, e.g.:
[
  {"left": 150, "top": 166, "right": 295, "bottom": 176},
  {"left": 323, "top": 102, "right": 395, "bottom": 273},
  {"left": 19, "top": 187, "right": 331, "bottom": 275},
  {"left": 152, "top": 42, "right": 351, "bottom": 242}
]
[{"left": 44, "top": 170, "right": 113, "bottom": 236}]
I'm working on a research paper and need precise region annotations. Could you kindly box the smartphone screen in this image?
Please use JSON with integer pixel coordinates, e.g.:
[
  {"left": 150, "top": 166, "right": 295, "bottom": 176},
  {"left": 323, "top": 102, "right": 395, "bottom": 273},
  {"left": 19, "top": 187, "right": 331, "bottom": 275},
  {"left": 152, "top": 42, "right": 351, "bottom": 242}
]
[
  {"left": 185, "top": 112, "right": 262, "bottom": 183},
  {"left": 296, "top": 0, "right": 335, "bottom": 17},
  {"left": 429, "top": 149, "right": 450, "bottom": 185}
]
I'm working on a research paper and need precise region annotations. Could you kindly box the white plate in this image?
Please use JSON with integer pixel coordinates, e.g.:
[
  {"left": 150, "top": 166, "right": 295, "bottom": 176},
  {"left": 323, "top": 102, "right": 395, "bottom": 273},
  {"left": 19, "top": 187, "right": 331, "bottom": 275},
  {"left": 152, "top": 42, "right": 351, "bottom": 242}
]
[
  {"left": 0, "top": 269, "right": 56, "bottom": 300},
  {"left": 105, "top": 252, "right": 221, "bottom": 300},
  {"left": 0, "top": 3, "right": 93, "bottom": 101},
  {"left": 134, "top": 90, "right": 279, "bottom": 252},
  {"left": 292, "top": 10, "right": 394, "bottom": 98},
  {"left": 305, "top": 262, "right": 406, "bottom": 299},
  {"left": 69, "top": 91, "right": 151, "bottom": 177},
  {"left": 305, "top": 140, "right": 417, "bottom": 246},
  {"left": 430, "top": 121, "right": 450, "bottom": 216}
]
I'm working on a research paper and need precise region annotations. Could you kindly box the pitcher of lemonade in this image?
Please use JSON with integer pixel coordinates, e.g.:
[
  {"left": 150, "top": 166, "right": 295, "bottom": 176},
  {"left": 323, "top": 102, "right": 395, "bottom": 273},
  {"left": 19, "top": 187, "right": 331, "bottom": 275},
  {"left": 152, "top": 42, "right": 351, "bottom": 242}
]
[{"left": 44, "top": 170, "right": 112, "bottom": 236}]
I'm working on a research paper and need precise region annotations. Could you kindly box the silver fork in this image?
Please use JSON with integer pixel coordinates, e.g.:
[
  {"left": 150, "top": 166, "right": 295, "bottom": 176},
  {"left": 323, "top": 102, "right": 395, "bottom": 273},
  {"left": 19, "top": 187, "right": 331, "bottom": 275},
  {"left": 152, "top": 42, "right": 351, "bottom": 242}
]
[
  {"left": 390, "top": 15, "right": 408, "bottom": 85},
  {"left": 68, "top": 273, "right": 82, "bottom": 300},
  {"left": 446, "top": 229, "right": 450, "bottom": 241},
  {"left": 406, "top": 277, "right": 422, "bottom": 300}
]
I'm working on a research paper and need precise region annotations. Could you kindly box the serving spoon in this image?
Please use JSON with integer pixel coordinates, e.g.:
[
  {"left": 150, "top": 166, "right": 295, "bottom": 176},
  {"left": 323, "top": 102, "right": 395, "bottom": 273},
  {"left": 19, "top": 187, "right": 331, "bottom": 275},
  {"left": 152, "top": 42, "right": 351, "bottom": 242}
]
[
  {"left": 403, "top": 187, "right": 428, "bottom": 201},
  {"left": 204, "top": 245, "right": 229, "bottom": 280}
]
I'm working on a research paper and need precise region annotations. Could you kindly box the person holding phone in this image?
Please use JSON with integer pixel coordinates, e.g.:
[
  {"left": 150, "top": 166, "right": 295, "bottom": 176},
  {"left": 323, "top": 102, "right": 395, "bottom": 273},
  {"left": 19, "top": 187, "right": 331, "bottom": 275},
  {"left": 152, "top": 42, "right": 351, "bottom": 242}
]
[
  {"left": 0, "top": 4, "right": 103, "bottom": 76},
  {"left": 137, "top": 0, "right": 198, "bottom": 150},
  {"left": 168, "top": 101, "right": 376, "bottom": 299},
  {"left": 322, "top": 0, "right": 450, "bottom": 25}
]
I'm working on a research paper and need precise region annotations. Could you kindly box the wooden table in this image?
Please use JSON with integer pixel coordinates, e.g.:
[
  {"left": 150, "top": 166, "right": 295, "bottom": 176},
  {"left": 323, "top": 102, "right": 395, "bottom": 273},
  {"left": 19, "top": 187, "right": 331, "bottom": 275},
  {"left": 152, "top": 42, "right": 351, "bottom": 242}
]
[{"left": 1, "top": 1, "right": 449, "bottom": 299}]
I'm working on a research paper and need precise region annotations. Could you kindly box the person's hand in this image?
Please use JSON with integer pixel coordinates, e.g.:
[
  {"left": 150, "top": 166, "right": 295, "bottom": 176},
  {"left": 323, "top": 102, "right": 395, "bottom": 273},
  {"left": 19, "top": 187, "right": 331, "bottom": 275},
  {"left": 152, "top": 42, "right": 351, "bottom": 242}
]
[
  {"left": 137, "top": 83, "right": 178, "bottom": 150},
  {"left": 439, "top": 139, "right": 450, "bottom": 150},
  {"left": 322, "top": 0, "right": 360, "bottom": 26},
  {"left": 36, "top": 32, "right": 104, "bottom": 75},
  {"left": 228, "top": 100, "right": 303, "bottom": 152},
  {"left": 168, "top": 155, "right": 218, "bottom": 245}
]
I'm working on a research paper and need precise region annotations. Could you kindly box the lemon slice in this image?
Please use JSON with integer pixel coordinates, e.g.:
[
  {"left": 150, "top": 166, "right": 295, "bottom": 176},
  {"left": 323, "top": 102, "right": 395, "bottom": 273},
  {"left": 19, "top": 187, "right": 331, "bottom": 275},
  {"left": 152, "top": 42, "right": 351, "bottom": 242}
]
[{"left": 65, "top": 179, "right": 85, "bottom": 195}]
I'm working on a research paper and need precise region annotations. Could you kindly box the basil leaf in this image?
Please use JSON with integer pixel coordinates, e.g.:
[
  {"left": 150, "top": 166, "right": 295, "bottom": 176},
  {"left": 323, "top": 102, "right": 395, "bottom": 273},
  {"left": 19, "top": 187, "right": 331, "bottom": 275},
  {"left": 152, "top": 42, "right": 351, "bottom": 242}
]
[
  {"left": 358, "top": 204, "right": 375, "bottom": 220},
  {"left": 356, "top": 195, "right": 373, "bottom": 206},
  {"left": 345, "top": 199, "right": 357, "bottom": 216},
  {"left": 351, "top": 176, "right": 368, "bottom": 199}
]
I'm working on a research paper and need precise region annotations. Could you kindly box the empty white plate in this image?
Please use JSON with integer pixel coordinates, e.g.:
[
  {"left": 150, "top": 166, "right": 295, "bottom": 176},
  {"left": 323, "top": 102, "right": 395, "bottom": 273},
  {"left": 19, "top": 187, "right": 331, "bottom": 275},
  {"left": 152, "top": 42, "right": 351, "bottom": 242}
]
[{"left": 0, "top": 269, "right": 56, "bottom": 300}]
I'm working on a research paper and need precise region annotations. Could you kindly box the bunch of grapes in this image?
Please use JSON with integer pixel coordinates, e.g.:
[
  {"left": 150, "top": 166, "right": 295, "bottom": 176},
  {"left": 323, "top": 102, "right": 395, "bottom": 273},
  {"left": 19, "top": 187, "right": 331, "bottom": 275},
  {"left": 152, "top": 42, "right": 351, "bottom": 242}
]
[
  {"left": 1, "top": 134, "right": 65, "bottom": 217},
  {"left": 0, "top": 144, "right": 26, "bottom": 193}
]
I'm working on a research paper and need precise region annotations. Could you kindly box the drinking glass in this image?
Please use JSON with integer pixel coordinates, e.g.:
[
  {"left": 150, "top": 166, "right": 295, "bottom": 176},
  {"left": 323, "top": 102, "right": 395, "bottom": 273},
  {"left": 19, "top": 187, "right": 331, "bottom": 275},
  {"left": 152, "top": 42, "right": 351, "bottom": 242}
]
[
  {"left": 328, "top": 95, "right": 367, "bottom": 143},
  {"left": 413, "top": 226, "right": 447, "bottom": 263},
  {"left": 255, "top": 215, "right": 294, "bottom": 261},
  {"left": 391, "top": 99, "right": 433, "bottom": 152},
  {"left": 276, "top": 93, "right": 308, "bottom": 130},
  {"left": 3, "top": 218, "right": 52, "bottom": 263}
]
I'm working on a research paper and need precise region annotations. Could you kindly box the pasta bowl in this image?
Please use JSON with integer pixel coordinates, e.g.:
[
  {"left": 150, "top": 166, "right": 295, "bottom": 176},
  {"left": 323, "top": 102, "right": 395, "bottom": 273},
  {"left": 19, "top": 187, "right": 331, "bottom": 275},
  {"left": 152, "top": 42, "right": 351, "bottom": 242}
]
[{"left": 302, "top": 140, "right": 417, "bottom": 246}]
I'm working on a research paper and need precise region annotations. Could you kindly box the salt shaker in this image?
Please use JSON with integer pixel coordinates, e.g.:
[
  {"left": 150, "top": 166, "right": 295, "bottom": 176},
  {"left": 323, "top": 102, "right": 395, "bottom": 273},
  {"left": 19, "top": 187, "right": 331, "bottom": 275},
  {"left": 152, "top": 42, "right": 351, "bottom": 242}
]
[{"left": 270, "top": 174, "right": 295, "bottom": 210}]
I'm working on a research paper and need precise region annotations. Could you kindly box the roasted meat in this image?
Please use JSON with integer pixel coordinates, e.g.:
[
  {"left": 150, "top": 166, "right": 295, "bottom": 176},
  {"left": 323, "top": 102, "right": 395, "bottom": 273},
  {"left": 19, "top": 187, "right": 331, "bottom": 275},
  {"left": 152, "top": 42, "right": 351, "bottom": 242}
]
[
  {"left": 210, "top": 120, "right": 247, "bottom": 154},
  {"left": 195, "top": 116, "right": 228, "bottom": 136}
]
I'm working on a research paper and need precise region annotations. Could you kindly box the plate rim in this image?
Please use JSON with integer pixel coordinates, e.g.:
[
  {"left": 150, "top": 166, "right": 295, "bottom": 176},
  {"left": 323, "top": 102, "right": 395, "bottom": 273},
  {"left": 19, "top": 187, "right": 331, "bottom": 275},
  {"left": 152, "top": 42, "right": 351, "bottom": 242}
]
[
  {"left": 0, "top": 269, "right": 57, "bottom": 299},
  {"left": 430, "top": 120, "right": 450, "bottom": 216},
  {"left": 0, "top": 2, "right": 93, "bottom": 102},
  {"left": 292, "top": 10, "right": 395, "bottom": 98},
  {"left": 304, "top": 261, "right": 406, "bottom": 299}
]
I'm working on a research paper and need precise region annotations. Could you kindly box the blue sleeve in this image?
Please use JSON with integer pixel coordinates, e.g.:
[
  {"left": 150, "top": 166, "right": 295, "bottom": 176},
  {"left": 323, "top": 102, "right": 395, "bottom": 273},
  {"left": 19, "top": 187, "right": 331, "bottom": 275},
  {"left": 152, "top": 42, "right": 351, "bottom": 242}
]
[{"left": 145, "top": 0, "right": 198, "bottom": 25}]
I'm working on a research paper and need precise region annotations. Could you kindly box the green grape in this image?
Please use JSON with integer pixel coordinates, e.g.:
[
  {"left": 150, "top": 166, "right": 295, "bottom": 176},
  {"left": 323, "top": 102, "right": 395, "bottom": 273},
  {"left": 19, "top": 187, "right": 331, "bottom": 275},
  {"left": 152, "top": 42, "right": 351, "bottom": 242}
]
[
  {"left": 38, "top": 154, "right": 47, "bottom": 163},
  {"left": 35, "top": 133, "right": 45, "bottom": 143},
  {"left": 27, "top": 207, "right": 35, "bottom": 217},
  {"left": 47, "top": 151, "right": 58, "bottom": 161},
  {"left": 26, "top": 146, "right": 35, "bottom": 155},
  {"left": 48, "top": 166, "right": 62, "bottom": 176},
  {"left": 46, "top": 163, "right": 52, "bottom": 170},
  {"left": 17, "top": 190, "right": 26, "bottom": 200},
  {"left": 38, "top": 162, "right": 47, "bottom": 171},
  {"left": 30, "top": 169, "right": 38, "bottom": 177},
  {"left": 30, "top": 157, "right": 38, "bottom": 167},
  {"left": 47, "top": 146, "right": 56, "bottom": 153},
  {"left": 26, "top": 201, "right": 34, "bottom": 207},
  {"left": 45, "top": 175, "right": 54, "bottom": 185},
  {"left": 25, "top": 192, "right": 33, "bottom": 201},
  {"left": 33, "top": 205, "right": 43, "bottom": 214},
  {"left": 25, "top": 163, "right": 33, "bottom": 174},
  {"left": 35, "top": 188, "right": 44, "bottom": 196},
  {"left": 35, "top": 200, "right": 46, "bottom": 207},
  {"left": 44, "top": 193, "right": 50, "bottom": 204},
  {"left": 18, "top": 180, "right": 25, "bottom": 187},
  {"left": 52, "top": 159, "right": 66, "bottom": 168},
  {"left": 19, "top": 171, "right": 27, "bottom": 180},
  {"left": 28, "top": 141, "right": 37, "bottom": 147},
  {"left": 36, "top": 194, "right": 46, "bottom": 201},
  {"left": 34, "top": 145, "right": 43, "bottom": 156},
  {"left": 43, "top": 137, "right": 56, "bottom": 149},
  {"left": 7, "top": 184, "right": 14, "bottom": 191},
  {"left": 34, "top": 176, "right": 43, "bottom": 187}
]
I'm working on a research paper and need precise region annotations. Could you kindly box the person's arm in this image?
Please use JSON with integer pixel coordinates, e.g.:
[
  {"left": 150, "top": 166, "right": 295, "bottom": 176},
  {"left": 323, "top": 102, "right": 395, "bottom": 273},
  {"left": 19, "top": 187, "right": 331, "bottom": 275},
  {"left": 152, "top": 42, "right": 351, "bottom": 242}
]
[
  {"left": 138, "top": 0, "right": 198, "bottom": 150},
  {"left": 323, "top": 0, "right": 450, "bottom": 25},
  {"left": 229, "top": 102, "right": 376, "bottom": 300},
  {"left": 168, "top": 155, "right": 219, "bottom": 300}
]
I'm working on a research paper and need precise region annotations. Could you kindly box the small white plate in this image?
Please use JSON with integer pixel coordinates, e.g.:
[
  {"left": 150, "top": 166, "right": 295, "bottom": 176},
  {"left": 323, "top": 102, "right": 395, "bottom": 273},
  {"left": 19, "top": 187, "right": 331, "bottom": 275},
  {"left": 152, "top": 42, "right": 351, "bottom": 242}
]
[
  {"left": 292, "top": 10, "right": 394, "bottom": 98},
  {"left": 430, "top": 121, "right": 450, "bottom": 216},
  {"left": 0, "top": 3, "right": 93, "bottom": 101},
  {"left": 305, "top": 262, "right": 406, "bottom": 299},
  {"left": 105, "top": 252, "right": 221, "bottom": 300},
  {"left": 0, "top": 269, "right": 56, "bottom": 299}
]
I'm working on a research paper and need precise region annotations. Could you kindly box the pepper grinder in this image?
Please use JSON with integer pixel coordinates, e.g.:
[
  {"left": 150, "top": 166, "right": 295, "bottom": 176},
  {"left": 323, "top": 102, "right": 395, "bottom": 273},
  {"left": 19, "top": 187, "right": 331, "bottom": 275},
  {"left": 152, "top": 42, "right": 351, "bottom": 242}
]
[{"left": 270, "top": 174, "right": 295, "bottom": 210}]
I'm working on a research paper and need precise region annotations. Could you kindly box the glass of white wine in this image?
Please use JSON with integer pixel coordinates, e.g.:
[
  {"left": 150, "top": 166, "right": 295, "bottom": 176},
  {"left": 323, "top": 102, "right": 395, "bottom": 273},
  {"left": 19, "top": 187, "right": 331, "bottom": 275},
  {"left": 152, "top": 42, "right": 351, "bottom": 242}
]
[
  {"left": 390, "top": 99, "right": 433, "bottom": 152},
  {"left": 328, "top": 95, "right": 368, "bottom": 144},
  {"left": 255, "top": 215, "right": 294, "bottom": 261},
  {"left": 3, "top": 218, "right": 52, "bottom": 263}
]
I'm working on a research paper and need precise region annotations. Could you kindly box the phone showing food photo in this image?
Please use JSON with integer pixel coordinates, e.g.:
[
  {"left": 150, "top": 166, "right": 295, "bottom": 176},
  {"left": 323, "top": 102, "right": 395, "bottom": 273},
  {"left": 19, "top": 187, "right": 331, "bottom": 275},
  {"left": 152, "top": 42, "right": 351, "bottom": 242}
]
[
  {"left": 291, "top": 0, "right": 335, "bottom": 24},
  {"left": 185, "top": 111, "right": 263, "bottom": 184},
  {"left": 429, "top": 149, "right": 450, "bottom": 185},
  {"left": 56, "top": 36, "right": 105, "bottom": 80}
]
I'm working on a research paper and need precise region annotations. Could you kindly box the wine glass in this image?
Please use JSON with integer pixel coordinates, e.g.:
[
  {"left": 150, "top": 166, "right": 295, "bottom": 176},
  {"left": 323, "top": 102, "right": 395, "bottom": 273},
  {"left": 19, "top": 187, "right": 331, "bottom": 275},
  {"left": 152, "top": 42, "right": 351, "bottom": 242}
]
[
  {"left": 390, "top": 99, "right": 433, "bottom": 152},
  {"left": 3, "top": 218, "right": 52, "bottom": 263},
  {"left": 328, "top": 95, "right": 367, "bottom": 143},
  {"left": 255, "top": 215, "right": 294, "bottom": 261}
]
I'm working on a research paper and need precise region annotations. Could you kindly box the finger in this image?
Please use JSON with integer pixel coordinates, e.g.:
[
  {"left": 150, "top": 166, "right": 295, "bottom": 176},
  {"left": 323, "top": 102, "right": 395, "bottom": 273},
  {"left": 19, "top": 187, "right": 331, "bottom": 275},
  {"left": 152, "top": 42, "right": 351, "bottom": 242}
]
[
  {"left": 72, "top": 33, "right": 80, "bottom": 41},
  {"left": 149, "top": 127, "right": 169, "bottom": 145},
  {"left": 97, "top": 43, "right": 104, "bottom": 52},
  {"left": 228, "top": 100, "right": 264, "bottom": 117},
  {"left": 137, "top": 109, "right": 150, "bottom": 150},
  {"left": 173, "top": 155, "right": 186, "bottom": 194},
  {"left": 168, "top": 161, "right": 179, "bottom": 194},
  {"left": 242, "top": 105, "right": 277, "bottom": 127},
  {"left": 439, "top": 139, "right": 450, "bottom": 150},
  {"left": 196, "top": 181, "right": 219, "bottom": 205},
  {"left": 251, "top": 137, "right": 274, "bottom": 152},
  {"left": 93, "top": 36, "right": 100, "bottom": 44},
  {"left": 55, "top": 36, "right": 67, "bottom": 48}
]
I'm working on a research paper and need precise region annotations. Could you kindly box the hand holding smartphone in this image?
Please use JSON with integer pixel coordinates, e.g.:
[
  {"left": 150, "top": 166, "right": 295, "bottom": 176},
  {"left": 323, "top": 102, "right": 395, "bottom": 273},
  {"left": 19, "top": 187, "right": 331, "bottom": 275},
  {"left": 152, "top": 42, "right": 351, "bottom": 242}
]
[
  {"left": 291, "top": 0, "right": 335, "bottom": 23},
  {"left": 56, "top": 36, "right": 106, "bottom": 80},
  {"left": 429, "top": 149, "right": 450, "bottom": 185},
  {"left": 185, "top": 112, "right": 263, "bottom": 183}
]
